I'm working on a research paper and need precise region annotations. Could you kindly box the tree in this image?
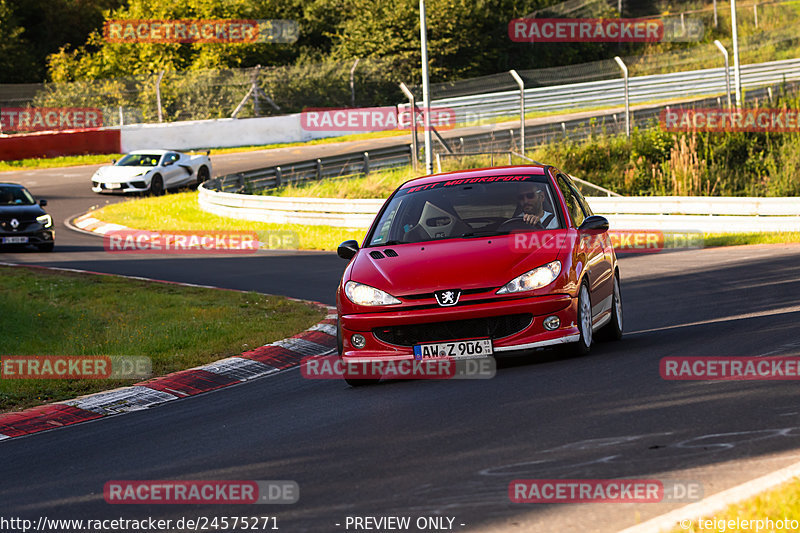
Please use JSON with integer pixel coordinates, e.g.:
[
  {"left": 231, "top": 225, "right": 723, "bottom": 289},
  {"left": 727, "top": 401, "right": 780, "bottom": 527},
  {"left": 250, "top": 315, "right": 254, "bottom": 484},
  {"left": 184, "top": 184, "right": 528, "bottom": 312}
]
[{"left": 0, "top": 0, "right": 37, "bottom": 82}]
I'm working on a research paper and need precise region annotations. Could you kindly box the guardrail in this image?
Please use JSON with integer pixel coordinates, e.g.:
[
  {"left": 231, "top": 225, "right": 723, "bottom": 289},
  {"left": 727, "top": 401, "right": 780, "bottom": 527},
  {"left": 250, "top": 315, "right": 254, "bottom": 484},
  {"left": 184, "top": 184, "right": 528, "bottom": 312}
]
[
  {"left": 408, "top": 58, "right": 800, "bottom": 124},
  {"left": 205, "top": 78, "right": 793, "bottom": 197},
  {"left": 198, "top": 187, "right": 800, "bottom": 233}
]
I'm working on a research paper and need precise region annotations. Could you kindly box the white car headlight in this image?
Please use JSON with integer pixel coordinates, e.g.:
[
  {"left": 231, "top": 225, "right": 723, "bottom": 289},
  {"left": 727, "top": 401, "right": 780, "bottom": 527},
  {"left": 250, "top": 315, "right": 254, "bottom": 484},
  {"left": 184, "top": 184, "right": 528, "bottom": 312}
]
[
  {"left": 36, "top": 214, "right": 52, "bottom": 228},
  {"left": 497, "top": 260, "right": 561, "bottom": 294},
  {"left": 344, "top": 281, "right": 401, "bottom": 306}
]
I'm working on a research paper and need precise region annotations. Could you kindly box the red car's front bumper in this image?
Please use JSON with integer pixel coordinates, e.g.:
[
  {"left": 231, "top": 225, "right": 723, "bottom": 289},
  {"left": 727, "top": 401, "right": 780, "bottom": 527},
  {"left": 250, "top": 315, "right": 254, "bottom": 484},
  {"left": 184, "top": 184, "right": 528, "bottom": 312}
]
[{"left": 339, "top": 293, "right": 579, "bottom": 362}]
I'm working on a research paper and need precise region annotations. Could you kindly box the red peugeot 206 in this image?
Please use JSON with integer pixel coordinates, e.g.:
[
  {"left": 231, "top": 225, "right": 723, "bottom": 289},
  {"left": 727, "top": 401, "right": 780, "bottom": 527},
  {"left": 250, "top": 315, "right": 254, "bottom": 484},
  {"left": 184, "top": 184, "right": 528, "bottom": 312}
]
[{"left": 335, "top": 165, "right": 623, "bottom": 386}]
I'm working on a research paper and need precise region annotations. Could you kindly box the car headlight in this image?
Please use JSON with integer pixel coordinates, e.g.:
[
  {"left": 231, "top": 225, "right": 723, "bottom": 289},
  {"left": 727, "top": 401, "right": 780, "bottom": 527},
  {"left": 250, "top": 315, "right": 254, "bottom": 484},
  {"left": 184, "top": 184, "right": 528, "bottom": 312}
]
[
  {"left": 36, "top": 214, "right": 52, "bottom": 228},
  {"left": 496, "top": 260, "right": 561, "bottom": 294},
  {"left": 344, "top": 281, "right": 401, "bottom": 306}
]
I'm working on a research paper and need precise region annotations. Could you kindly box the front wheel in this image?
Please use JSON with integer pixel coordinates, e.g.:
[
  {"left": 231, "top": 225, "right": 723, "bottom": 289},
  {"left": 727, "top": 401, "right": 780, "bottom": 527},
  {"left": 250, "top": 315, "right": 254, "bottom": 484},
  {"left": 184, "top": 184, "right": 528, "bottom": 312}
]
[
  {"left": 572, "top": 282, "right": 593, "bottom": 356},
  {"left": 149, "top": 174, "right": 164, "bottom": 196},
  {"left": 597, "top": 274, "right": 623, "bottom": 341}
]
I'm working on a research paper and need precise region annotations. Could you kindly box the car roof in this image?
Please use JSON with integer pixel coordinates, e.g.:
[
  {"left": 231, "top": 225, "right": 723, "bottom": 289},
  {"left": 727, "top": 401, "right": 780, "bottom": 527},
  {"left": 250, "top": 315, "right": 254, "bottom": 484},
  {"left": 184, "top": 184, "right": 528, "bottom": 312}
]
[
  {"left": 398, "top": 165, "right": 551, "bottom": 190},
  {"left": 0, "top": 182, "right": 25, "bottom": 188},
  {"left": 128, "top": 149, "right": 173, "bottom": 155}
]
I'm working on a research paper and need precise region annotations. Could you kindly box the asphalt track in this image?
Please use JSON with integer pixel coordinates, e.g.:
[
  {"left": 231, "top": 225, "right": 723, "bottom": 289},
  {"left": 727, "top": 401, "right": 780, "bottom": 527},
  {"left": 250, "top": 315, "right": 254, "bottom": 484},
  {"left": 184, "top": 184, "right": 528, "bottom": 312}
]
[{"left": 2, "top": 153, "right": 800, "bottom": 532}]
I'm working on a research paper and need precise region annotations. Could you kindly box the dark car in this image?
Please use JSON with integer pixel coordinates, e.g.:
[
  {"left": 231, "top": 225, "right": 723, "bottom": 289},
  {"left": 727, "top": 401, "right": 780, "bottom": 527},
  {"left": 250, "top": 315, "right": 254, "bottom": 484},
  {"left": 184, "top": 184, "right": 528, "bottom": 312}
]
[
  {"left": 0, "top": 183, "right": 54, "bottom": 252},
  {"left": 336, "top": 165, "right": 622, "bottom": 386}
]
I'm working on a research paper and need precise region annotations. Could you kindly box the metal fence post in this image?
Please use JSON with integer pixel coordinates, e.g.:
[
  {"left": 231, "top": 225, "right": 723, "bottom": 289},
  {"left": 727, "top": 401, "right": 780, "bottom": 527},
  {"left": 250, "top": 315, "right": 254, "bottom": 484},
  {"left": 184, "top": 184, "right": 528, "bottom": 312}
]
[
  {"left": 419, "top": 0, "right": 433, "bottom": 174},
  {"left": 275, "top": 166, "right": 282, "bottom": 187},
  {"left": 155, "top": 70, "right": 165, "bottom": 122},
  {"left": 713, "top": 0, "right": 718, "bottom": 27},
  {"left": 350, "top": 58, "right": 360, "bottom": 108},
  {"left": 363, "top": 152, "right": 370, "bottom": 175},
  {"left": 613, "top": 56, "right": 630, "bottom": 137},
  {"left": 731, "top": 0, "right": 743, "bottom": 107},
  {"left": 713, "top": 40, "right": 732, "bottom": 109},
  {"left": 316, "top": 159, "right": 322, "bottom": 181},
  {"left": 399, "top": 82, "right": 419, "bottom": 172},
  {"left": 509, "top": 69, "right": 525, "bottom": 155}
]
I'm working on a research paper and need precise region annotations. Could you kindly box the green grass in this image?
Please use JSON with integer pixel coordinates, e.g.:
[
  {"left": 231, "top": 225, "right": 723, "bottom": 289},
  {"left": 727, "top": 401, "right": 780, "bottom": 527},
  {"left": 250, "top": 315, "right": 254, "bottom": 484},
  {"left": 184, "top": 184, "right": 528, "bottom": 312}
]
[
  {"left": 704, "top": 232, "right": 800, "bottom": 247},
  {"left": 0, "top": 153, "right": 124, "bottom": 172},
  {"left": 93, "top": 191, "right": 366, "bottom": 250},
  {"left": 0, "top": 265, "right": 326, "bottom": 412},
  {"left": 672, "top": 477, "right": 800, "bottom": 532},
  {"left": 272, "top": 166, "right": 422, "bottom": 199}
]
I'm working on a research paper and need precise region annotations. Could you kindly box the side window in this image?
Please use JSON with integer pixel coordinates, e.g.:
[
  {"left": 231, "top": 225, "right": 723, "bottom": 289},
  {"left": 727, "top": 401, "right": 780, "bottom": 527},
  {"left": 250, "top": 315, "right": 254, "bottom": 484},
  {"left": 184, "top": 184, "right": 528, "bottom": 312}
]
[
  {"left": 556, "top": 175, "right": 586, "bottom": 227},
  {"left": 564, "top": 175, "right": 594, "bottom": 217}
]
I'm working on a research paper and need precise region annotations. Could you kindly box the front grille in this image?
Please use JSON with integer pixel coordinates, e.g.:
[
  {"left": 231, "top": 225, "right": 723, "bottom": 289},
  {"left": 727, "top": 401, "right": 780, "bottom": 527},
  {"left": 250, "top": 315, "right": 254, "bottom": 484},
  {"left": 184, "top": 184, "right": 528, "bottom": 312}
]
[
  {"left": 402, "top": 287, "right": 494, "bottom": 301},
  {"left": 0, "top": 219, "right": 35, "bottom": 231},
  {"left": 373, "top": 313, "right": 532, "bottom": 346}
]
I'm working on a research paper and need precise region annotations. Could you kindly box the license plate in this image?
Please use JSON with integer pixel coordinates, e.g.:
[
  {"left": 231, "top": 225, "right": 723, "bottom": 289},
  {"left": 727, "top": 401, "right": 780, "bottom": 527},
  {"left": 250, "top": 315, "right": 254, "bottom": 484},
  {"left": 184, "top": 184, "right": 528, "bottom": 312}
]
[
  {"left": 106, "top": 183, "right": 121, "bottom": 189},
  {"left": 414, "top": 338, "right": 493, "bottom": 360},
  {"left": 2, "top": 236, "right": 28, "bottom": 244}
]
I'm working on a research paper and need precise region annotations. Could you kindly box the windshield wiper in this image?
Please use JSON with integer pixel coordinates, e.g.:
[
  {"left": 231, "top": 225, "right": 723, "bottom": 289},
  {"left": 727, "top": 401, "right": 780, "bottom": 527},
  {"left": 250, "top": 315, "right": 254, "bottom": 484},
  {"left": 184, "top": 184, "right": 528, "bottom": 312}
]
[
  {"left": 377, "top": 240, "right": 408, "bottom": 246},
  {"left": 459, "top": 230, "right": 511, "bottom": 238}
]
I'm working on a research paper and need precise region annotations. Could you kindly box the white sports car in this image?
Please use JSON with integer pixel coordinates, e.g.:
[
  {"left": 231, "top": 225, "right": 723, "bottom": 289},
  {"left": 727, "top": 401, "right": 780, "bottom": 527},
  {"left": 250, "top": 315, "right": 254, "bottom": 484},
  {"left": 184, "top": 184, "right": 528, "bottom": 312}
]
[{"left": 91, "top": 149, "right": 212, "bottom": 195}]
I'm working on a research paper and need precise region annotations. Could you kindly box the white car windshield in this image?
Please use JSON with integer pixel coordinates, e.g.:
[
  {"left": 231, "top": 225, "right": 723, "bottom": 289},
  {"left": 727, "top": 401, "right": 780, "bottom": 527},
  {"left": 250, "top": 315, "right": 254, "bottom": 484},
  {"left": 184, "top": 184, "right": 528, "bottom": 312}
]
[
  {"left": 368, "top": 174, "right": 562, "bottom": 246},
  {"left": 117, "top": 154, "right": 162, "bottom": 167}
]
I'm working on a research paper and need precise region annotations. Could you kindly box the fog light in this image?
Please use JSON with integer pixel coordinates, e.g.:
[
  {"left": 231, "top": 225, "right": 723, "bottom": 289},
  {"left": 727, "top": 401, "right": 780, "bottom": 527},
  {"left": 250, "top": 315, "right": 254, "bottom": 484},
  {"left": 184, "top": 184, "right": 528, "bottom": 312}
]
[
  {"left": 543, "top": 315, "right": 560, "bottom": 331},
  {"left": 351, "top": 334, "right": 367, "bottom": 349}
]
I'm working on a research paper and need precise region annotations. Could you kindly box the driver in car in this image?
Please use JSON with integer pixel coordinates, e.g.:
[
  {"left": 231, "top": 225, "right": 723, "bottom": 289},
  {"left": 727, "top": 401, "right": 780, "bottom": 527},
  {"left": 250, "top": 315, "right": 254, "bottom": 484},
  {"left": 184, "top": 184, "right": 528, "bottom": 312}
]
[{"left": 516, "top": 182, "right": 559, "bottom": 229}]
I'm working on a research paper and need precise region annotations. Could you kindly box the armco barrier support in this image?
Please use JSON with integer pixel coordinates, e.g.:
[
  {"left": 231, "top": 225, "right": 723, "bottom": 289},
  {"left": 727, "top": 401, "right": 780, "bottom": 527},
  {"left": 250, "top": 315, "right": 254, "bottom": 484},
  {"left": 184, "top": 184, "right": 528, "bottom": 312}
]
[{"left": 0, "top": 129, "right": 121, "bottom": 161}]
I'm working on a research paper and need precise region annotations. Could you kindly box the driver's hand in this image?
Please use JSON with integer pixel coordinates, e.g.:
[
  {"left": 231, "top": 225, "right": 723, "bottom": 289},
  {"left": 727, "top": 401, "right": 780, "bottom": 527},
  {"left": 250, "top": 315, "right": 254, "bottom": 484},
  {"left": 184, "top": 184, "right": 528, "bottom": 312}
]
[{"left": 522, "top": 213, "right": 541, "bottom": 225}]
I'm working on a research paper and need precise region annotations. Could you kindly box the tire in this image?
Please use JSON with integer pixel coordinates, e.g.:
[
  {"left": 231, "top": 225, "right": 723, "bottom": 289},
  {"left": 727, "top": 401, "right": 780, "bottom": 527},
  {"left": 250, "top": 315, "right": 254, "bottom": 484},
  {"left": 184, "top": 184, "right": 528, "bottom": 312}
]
[
  {"left": 37, "top": 242, "right": 54, "bottom": 252},
  {"left": 196, "top": 166, "right": 209, "bottom": 187},
  {"left": 149, "top": 174, "right": 164, "bottom": 196},
  {"left": 573, "top": 282, "right": 593, "bottom": 356},
  {"left": 597, "top": 273, "right": 623, "bottom": 341}
]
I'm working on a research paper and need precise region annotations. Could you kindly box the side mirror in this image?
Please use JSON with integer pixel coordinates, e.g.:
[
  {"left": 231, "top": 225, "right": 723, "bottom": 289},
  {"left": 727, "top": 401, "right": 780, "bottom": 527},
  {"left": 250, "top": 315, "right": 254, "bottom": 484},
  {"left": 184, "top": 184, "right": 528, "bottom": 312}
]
[
  {"left": 337, "top": 240, "right": 359, "bottom": 260},
  {"left": 578, "top": 215, "right": 609, "bottom": 233},
  {"left": 39, "top": 199, "right": 48, "bottom": 207}
]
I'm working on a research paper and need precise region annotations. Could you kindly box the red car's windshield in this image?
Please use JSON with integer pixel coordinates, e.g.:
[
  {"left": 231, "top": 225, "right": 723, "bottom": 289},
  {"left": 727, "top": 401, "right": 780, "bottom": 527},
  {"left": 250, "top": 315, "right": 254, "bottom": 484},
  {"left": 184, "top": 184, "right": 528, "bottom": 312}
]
[{"left": 368, "top": 175, "right": 562, "bottom": 246}]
